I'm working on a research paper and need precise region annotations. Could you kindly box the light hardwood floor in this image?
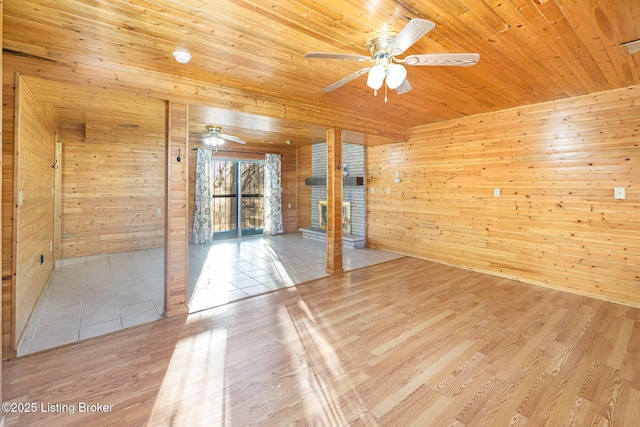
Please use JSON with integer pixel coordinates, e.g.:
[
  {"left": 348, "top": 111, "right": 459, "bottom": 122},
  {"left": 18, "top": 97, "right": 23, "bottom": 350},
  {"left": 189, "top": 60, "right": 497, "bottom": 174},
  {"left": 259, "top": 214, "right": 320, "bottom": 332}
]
[{"left": 3, "top": 257, "right": 640, "bottom": 426}]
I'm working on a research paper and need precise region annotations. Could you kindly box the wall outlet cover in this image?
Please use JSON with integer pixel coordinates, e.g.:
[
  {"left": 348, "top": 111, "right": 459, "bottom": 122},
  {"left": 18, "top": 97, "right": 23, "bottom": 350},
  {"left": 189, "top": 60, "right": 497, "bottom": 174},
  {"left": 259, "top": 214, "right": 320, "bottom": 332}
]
[{"left": 614, "top": 187, "right": 625, "bottom": 199}]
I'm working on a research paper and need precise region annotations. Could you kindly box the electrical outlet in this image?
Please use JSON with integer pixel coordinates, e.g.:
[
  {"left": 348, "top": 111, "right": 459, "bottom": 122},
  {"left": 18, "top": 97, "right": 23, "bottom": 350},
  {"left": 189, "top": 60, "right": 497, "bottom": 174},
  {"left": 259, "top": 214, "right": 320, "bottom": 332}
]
[
  {"left": 156, "top": 208, "right": 162, "bottom": 215},
  {"left": 370, "top": 187, "right": 374, "bottom": 194},
  {"left": 494, "top": 188, "right": 501, "bottom": 197},
  {"left": 386, "top": 187, "right": 391, "bottom": 194},
  {"left": 614, "top": 187, "right": 625, "bottom": 199}
]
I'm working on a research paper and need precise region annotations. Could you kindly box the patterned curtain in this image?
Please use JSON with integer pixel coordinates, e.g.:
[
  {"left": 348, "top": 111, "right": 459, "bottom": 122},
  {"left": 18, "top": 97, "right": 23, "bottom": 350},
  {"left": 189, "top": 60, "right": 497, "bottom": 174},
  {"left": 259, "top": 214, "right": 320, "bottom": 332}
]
[
  {"left": 263, "top": 153, "right": 283, "bottom": 235},
  {"left": 192, "top": 149, "right": 214, "bottom": 243}
]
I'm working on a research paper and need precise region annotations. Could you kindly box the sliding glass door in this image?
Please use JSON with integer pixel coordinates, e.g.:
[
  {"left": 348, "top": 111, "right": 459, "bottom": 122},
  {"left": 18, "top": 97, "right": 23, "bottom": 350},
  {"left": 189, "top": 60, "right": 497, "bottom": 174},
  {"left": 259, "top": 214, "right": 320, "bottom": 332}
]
[{"left": 211, "top": 160, "right": 264, "bottom": 239}]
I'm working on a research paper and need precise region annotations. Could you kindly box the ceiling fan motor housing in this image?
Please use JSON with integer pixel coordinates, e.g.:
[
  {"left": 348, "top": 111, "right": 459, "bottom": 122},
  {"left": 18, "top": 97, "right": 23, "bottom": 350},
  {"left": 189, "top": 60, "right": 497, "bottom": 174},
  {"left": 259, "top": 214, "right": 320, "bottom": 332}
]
[{"left": 366, "top": 31, "right": 398, "bottom": 58}]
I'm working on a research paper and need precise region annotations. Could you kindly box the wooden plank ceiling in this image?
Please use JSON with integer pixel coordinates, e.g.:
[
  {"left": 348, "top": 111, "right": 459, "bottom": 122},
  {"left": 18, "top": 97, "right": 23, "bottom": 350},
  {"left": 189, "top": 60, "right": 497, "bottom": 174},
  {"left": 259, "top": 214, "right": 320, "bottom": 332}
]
[{"left": 4, "top": 0, "right": 640, "bottom": 146}]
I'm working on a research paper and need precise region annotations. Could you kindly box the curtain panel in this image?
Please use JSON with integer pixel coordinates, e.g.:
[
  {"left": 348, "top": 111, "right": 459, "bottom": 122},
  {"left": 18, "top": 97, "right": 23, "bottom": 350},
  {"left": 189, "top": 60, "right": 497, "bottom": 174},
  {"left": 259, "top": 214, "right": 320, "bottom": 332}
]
[
  {"left": 192, "top": 149, "right": 214, "bottom": 243},
  {"left": 263, "top": 153, "right": 283, "bottom": 235}
]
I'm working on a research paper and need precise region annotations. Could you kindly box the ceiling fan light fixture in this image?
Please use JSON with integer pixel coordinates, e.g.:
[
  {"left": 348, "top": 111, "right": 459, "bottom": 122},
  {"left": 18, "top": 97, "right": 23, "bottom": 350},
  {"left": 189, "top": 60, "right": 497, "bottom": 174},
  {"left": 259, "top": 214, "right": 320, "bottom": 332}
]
[
  {"left": 386, "top": 63, "right": 407, "bottom": 89},
  {"left": 204, "top": 135, "right": 224, "bottom": 146},
  {"left": 367, "top": 64, "right": 385, "bottom": 90}
]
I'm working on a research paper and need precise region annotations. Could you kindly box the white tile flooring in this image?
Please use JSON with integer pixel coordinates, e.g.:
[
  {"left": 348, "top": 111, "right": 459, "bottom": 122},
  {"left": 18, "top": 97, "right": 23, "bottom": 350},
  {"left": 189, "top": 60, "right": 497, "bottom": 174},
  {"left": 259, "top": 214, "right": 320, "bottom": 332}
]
[{"left": 20, "top": 233, "right": 402, "bottom": 356}]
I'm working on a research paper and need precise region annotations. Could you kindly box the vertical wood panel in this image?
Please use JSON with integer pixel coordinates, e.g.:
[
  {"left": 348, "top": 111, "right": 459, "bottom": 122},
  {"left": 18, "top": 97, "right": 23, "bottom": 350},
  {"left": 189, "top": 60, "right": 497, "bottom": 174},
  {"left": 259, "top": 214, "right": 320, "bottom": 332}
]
[
  {"left": 14, "top": 75, "right": 57, "bottom": 352},
  {"left": 1, "top": 0, "right": 4, "bottom": 400},
  {"left": 367, "top": 85, "right": 640, "bottom": 307},
  {"left": 2, "top": 56, "right": 15, "bottom": 359},
  {"left": 326, "top": 128, "right": 343, "bottom": 274},
  {"left": 165, "top": 102, "right": 188, "bottom": 316}
]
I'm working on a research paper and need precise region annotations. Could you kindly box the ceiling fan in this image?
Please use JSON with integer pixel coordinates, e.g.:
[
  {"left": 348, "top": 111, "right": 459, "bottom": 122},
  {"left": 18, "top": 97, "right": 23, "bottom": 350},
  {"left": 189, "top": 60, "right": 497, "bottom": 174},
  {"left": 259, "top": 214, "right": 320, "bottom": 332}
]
[
  {"left": 304, "top": 18, "right": 479, "bottom": 100},
  {"left": 202, "top": 125, "right": 247, "bottom": 146}
]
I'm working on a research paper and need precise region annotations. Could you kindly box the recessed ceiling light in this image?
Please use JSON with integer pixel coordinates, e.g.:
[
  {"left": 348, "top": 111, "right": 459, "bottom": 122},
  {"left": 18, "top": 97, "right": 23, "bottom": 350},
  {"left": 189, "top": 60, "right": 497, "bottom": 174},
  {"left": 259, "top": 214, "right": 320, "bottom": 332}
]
[{"left": 173, "top": 48, "right": 192, "bottom": 64}]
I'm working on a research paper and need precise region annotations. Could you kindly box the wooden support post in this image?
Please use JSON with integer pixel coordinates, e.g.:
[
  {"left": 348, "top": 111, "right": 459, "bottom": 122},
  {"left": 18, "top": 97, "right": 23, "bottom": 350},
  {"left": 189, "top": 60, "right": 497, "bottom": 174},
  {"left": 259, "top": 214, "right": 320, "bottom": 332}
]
[
  {"left": 326, "top": 128, "right": 343, "bottom": 274},
  {"left": 164, "top": 102, "right": 189, "bottom": 317}
]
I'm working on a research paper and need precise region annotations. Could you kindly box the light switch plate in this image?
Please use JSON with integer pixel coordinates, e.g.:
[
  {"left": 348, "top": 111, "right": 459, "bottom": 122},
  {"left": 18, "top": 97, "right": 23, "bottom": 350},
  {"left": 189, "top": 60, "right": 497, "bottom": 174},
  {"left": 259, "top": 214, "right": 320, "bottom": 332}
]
[
  {"left": 614, "top": 187, "right": 625, "bottom": 199},
  {"left": 494, "top": 188, "right": 501, "bottom": 197}
]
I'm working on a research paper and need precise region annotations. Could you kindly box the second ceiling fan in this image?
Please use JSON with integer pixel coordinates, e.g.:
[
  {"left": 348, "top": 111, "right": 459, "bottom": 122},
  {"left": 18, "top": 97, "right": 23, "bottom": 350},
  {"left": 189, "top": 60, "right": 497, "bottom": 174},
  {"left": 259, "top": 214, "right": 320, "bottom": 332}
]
[
  {"left": 305, "top": 18, "right": 479, "bottom": 100},
  {"left": 202, "top": 125, "right": 247, "bottom": 146}
]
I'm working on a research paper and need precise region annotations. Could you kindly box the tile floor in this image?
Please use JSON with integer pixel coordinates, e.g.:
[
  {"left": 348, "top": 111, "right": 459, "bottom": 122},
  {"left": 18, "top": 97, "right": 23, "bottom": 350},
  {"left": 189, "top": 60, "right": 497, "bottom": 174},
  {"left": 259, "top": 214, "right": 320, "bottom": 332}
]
[{"left": 20, "top": 233, "right": 402, "bottom": 356}]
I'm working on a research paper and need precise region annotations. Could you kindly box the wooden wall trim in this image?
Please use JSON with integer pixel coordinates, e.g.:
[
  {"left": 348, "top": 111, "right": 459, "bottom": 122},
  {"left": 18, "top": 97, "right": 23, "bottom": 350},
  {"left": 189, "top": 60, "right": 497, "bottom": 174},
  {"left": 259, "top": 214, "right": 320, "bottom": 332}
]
[
  {"left": 325, "top": 128, "right": 343, "bottom": 274},
  {"left": 9, "top": 72, "right": 19, "bottom": 358},
  {"left": 164, "top": 102, "right": 189, "bottom": 317}
]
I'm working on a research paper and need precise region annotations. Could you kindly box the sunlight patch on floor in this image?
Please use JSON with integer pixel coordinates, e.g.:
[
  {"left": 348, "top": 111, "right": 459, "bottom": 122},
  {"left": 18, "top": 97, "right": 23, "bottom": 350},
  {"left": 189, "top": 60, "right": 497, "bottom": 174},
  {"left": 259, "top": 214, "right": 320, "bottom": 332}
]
[{"left": 149, "top": 326, "right": 229, "bottom": 425}]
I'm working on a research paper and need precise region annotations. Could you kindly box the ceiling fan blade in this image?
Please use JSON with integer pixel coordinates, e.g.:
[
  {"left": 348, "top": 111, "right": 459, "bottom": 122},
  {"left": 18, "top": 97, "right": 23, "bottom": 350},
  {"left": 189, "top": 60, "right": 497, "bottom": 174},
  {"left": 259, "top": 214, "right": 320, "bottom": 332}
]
[
  {"left": 389, "top": 19, "right": 435, "bottom": 56},
  {"left": 394, "top": 79, "right": 412, "bottom": 95},
  {"left": 323, "top": 68, "right": 371, "bottom": 92},
  {"left": 305, "top": 52, "right": 372, "bottom": 61},
  {"left": 220, "top": 133, "right": 247, "bottom": 144},
  {"left": 404, "top": 53, "right": 480, "bottom": 67}
]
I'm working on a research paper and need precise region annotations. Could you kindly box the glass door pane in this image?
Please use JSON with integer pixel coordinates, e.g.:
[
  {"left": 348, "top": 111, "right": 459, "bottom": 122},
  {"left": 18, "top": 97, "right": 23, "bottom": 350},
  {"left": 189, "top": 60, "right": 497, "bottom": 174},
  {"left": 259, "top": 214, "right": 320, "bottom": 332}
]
[
  {"left": 211, "top": 161, "right": 237, "bottom": 238},
  {"left": 240, "top": 162, "right": 264, "bottom": 235}
]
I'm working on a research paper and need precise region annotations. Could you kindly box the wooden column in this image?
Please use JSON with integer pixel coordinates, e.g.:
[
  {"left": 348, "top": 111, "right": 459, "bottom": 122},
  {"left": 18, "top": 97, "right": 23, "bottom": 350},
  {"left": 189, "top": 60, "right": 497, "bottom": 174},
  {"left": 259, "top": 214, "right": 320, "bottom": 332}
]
[
  {"left": 326, "top": 128, "right": 343, "bottom": 274},
  {"left": 164, "top": 102, "right": 189, "bottom": 317}
]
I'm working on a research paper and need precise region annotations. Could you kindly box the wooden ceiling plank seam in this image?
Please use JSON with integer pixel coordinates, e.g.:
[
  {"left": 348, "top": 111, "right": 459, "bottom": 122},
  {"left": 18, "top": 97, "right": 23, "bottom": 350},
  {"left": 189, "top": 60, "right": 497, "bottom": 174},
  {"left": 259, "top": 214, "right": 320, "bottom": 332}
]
[
  {"left": 534, "top": 0, "right": 609, "bottom": 92},
  {"left": 227, "top": 0, "right": 374, "bottom": 52},
  {"left": 522, "top": 18, "right": 593, "bottom": 96},
  {"left": 503, "top": 0, "right": 605, "bottom": 95},
  {"left": 432, "top": 5, "right": 569, "bottom": 103},
  {"left": 458, "top": 0, "right": 511, "bottom": 34},
  {"left": 560, "top": 1, "right": 624, "bottom": 88},
  {"left": 490, "top": 0, "right": 590, "bottom": 97},
  {"left": 570, "top": 0, "right": 639, "bottom": 87},
  {"left": 452, "top": 11, "right": 566, "bottom": 104},
  {"left": 413, "top": 13, "right": 530, "bottom": 107},
  {"left": 577, "top": 0, "right": 636, "bottom": 45},
  {"left": 510, "top": 5, "right": 600, "bottom": 96}
]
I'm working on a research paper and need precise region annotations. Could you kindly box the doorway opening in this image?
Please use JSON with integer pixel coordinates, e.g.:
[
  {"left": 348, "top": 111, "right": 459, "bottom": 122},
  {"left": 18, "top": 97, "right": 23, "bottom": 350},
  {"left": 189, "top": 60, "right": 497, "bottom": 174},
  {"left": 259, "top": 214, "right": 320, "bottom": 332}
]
[{"left": 211, "top": 160, "right": 265, "bottom": 239}]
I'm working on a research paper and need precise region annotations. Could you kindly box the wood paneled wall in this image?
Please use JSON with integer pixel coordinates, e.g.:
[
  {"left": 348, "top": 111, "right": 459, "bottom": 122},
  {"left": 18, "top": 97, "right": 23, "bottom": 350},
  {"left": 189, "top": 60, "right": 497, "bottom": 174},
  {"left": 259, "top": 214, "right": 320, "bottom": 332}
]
[
  {"left": 165, "top": 102, "right": 189, "bottom": 316},
  {"left": 187, "top": 142, "right": 299, "bottom": 239},
  {"left": 296, "top": 145, "right": 312, "bottom": 228},
  {"left": 59, "top": 112, "right": 165, "bottom": 258},
  {"left": 14, "top": 76, "right": 57, "bottom": 350},
  {"left": 367, "top": 85, "right": 640, "bottom": 307}
]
